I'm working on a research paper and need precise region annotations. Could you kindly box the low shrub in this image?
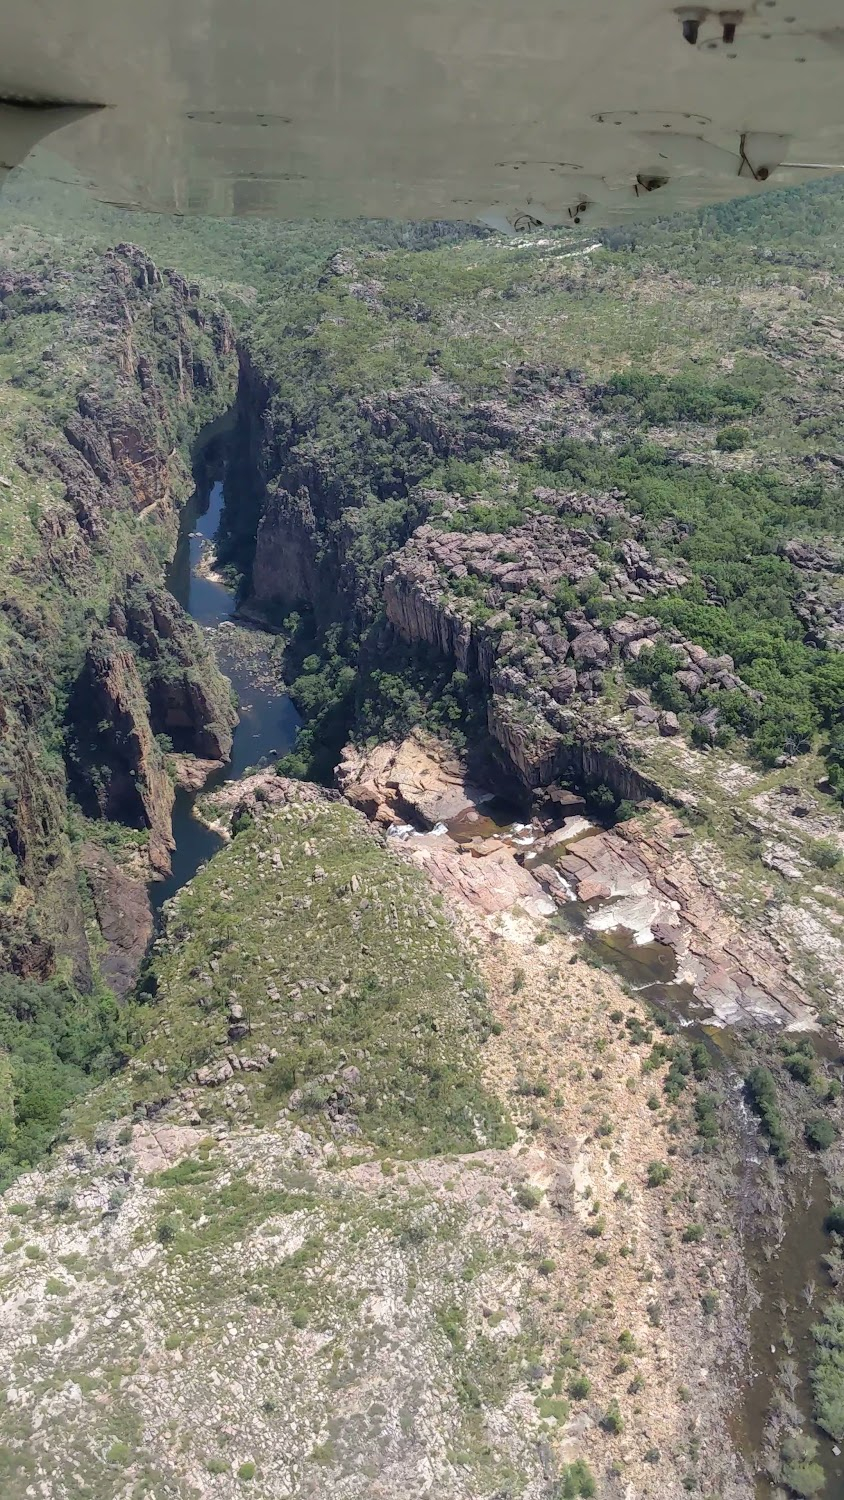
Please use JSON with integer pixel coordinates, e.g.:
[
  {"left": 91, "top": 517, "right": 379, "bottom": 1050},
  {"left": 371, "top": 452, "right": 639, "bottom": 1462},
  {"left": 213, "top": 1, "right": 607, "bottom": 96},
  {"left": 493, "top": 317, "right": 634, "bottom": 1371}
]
[
  {"left": 646, "top": 1160, "right": 671, "bottom": 1187},
  {"left": 556, "top": 1460, "right": 596, "bottom": 1498},
  {"left": 515, "top": 1183, "right": 543, "bottom": 1210},
  {"left": 745, "top": 1066, "right": 790, "bottom": 1162},
  {"left": 811, "top": 1300, "right": 844, "bottom": 1442},
  {"left": 716, "top": 425, "right": 750, "bottom": 451},
  {"left": 569, "top": 1375, "right": 591, "bottom": 1399},
  {"left": 682, "top": 1224, "right": 704, "bottom": 1244},
  {"left": 805, "top": 1116, "right": 838, "bottom": 1151},
  {"left": 808, "top": 838, "right": 841, "bottom": 871},
  {"left": 601, "top": 1399, "right": 624, "bottom": 1435}
]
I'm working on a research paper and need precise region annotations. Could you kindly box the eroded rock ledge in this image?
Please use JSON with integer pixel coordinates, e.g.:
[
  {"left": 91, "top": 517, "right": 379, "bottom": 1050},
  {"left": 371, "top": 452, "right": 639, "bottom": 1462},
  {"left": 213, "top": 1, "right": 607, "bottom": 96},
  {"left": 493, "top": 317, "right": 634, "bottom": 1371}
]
[
  {"left": 334, "top": 734, "right": 815, "bottom": 1032},
  {"left": 381, "top": 512, "right": 757, "bottom": 796},
  {"left": 553, "top": 813, "right": 815, "bottom": 1030},
  {"left": 0, "top": 243, "right": 238, "bottom": 984}
]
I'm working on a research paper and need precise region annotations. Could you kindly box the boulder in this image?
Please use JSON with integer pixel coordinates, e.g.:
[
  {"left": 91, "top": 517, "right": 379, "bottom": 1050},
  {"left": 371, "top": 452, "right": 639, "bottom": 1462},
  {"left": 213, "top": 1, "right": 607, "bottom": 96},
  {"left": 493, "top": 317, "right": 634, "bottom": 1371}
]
[
  {"left": 569, "top": 629, "right": 610, "bottom": 668},
  {"left": 550, "top": 668, "right": 578, "bottom": 704},
  {"left": 610, "top": 615, "right": 660, "bottom": 646},
  {"left": 545, "top": 787, "right": 588, "bottom": 814},
  {"left": 658, "top": 711, "right": 681, "bottom": 737},
  {"left": 783, "top": 538, "right": 843, "bottom": 572},
  {"left": 542, "top": 632, "right": 570, "bottom": 663},
  {"left": 624, "top": 636, "right": 658, "bottom": 661},
  {"left": 674, "top": 670, "right": 702, "bottom": 696},
  {"left": 342, "top": 781, "right": 387, "bottom": 818}
]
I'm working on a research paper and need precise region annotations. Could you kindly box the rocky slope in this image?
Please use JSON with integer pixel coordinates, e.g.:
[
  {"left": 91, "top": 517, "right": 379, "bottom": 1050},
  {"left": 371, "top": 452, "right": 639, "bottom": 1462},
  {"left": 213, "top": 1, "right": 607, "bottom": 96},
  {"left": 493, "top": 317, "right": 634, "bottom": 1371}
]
[
  {"left": 0, "top": 240, "right": 237, "bottom": 985},
  {"left": 0, "top": 777, "right": 756, "bottom": 1500}
]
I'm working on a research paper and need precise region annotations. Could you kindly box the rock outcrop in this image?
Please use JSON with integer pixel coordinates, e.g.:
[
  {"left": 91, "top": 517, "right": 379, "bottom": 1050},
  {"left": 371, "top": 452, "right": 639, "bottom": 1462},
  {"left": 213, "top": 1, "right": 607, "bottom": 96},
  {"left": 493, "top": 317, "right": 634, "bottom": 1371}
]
[
  {"left": 120, "top": 579, "right": 236, "bottom": 761},
  {"left": 0, "top": 243, "right": 237, "bottom": 985},
  {"left": 551, "top": 812, "right": 815, "bottom": 1029},
  {"left": 71, "top": 631, "right": 176, "bottom": 875},
  {"left": 401, "top": 832, "right": 556, "bottom": 919},
  {"left": 197, "top": 767, "right": 337, "bottom": 832},
  {"left": 381, "top": 525, "right": 666, "bottom": 800},
  {"left": 336, "top": 734, "right": 494, "bottom": 828},
  {"left": 252, "top": 486, "right": 332, "bottom": 616},
  {"left": 78, "top": 843, "right": 153, "bottom": 998}
]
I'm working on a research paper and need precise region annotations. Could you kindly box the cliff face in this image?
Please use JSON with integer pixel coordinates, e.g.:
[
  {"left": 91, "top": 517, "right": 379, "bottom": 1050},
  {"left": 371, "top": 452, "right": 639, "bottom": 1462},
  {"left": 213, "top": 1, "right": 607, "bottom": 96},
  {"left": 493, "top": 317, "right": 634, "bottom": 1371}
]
[
  {"left": 0, "top": 243, "right": 238, "bottom": 987},
  {"left": 234, "top": 242, "right": 841, "bottom": 842},
  {"left": 243, "top": 367, "right": 666, "bottom": 799},
  {"left": 73, "top": 631, "right": 175, "bottom": 874},
  {"left": 251, "top": 487, "right": 332, "bottom": 616},
  {"left": 236, "top": 360, "right": 657, "bottom": 797},
  {"left": 241, "top": 358, "right": 470, "bottom": 624},
  {"left": 233, "top": 251, "right": 725, "bottom": 803},
  {"left": 381, "top": 529, "right": 664, "bottom": 800},
  {"left": 120, "top": 581, "right": 236, "bottom": 761}
]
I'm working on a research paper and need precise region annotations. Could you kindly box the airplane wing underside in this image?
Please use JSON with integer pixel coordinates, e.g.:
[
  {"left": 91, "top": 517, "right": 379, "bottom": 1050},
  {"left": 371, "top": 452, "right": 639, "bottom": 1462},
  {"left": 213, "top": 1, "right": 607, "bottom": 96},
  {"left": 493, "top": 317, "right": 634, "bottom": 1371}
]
[{"left": 1, "top": 0, "right": 844, "bottom": 226}]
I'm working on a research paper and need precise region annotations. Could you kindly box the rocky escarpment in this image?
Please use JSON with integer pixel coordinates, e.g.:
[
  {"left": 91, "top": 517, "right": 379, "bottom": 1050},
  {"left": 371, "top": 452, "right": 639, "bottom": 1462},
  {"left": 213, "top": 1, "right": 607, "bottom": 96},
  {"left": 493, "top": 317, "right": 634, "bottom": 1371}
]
[
  {"left": 381, "top": 515, "right": 684, "bottom": 799},
  {"left": 67, "top": 579, "right": 237, "bottom": 877},
  {"left": 117, "top": 579, "right": 236, "bottom": 761},
  {"left": 0, "top": 241, "right": 237, "bottom": 986},
  {"left": 70, "top": 627, "right": 177, "bottom": 876},
  {"left": 251, "top": 485, "right": 335, "bottom": 616},
  {"left": 77, "top": 842, "right": 154, "bottom": 998},
  {"left": 244, "top": 368, "right": 593, "bottom": 622},
  {"left": 237, "top": 357, "right": 676, "bottom": 801},
  {"left": 235, "top": 238, "right": 842, "bottom": 978}
]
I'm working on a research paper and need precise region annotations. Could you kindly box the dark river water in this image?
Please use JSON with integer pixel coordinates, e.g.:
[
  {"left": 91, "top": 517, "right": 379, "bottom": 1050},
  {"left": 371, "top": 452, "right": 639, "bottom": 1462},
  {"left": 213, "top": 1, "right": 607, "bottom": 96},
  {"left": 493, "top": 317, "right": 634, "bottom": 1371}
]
[{"left": 152, "top": 478, "right": 300, "bottom": 910}]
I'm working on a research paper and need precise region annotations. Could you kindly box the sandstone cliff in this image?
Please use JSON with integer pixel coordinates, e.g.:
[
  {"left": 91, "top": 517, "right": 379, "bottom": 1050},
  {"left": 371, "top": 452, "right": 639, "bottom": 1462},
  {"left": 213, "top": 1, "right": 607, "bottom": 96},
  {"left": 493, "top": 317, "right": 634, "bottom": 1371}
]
[
  {"left": 120, "top": 579, "right": 236, "bottom": 761},
  {"left": 71, "top": 629, "right": 176, "bottom": 875},
  {"left": 0, "top": 242, "right": 238, "bottom": 987}
]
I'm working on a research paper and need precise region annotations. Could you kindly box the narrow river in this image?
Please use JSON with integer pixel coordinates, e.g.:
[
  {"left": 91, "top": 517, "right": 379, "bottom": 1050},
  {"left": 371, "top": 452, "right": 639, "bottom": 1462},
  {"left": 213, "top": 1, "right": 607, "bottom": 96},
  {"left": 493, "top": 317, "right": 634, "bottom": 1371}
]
[{"left": 152, "top": 476, "right": 300, "bottom": 911}]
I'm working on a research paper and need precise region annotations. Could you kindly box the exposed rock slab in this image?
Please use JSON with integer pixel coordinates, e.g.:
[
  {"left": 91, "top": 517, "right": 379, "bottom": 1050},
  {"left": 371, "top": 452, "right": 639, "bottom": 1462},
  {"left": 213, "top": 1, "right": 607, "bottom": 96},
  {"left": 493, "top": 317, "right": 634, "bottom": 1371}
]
[
  {"left": 402, "top": 833, "right": 556, "bottom": 919},
  {"left": 130, "top": 1123, "right": 208, "bottom": 1176},
  {"left": 555, "top": 815, "right": 815, "bottom": 1029},
  {"left": 168, "top": 754, "right": 226, "bottom": 792},
  {"left": 336, "top": 733, "right": 493, "bottom": 828}
]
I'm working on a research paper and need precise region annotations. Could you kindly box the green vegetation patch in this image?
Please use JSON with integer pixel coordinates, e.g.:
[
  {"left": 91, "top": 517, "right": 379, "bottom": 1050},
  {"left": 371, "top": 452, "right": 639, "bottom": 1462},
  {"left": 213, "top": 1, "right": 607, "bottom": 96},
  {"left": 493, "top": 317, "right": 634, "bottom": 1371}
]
[
  {"left": 745, "top": 1066, "right": 791, "bottom": 1163},
  {"left": 0, "top": 974, "right": 126, "bottom": 1190},
  {"left": 114, "top": 797, "right": 511, "bottom": 1157},
  {"left": 811, "top": 1300, "right": 844, "bottom": 1442}
]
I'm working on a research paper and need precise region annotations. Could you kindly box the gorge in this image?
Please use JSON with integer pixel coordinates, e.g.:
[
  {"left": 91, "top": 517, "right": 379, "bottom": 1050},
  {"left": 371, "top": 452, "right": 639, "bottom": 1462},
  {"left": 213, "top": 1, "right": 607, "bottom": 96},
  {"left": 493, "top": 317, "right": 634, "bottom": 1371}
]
[{"left": 0, "top": 188, "right": 843, "bottom": 1499}]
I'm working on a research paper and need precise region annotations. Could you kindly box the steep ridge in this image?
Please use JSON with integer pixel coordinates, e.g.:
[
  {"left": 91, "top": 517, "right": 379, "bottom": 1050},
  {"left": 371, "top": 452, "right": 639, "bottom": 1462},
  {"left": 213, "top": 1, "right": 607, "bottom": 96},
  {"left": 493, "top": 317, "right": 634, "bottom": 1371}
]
[
  {"left": 0, "top": 242, "right": 237, "bottom": 985},
  {"left": 0, "top": 778, "right": 754, "bottom": 1500}
]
